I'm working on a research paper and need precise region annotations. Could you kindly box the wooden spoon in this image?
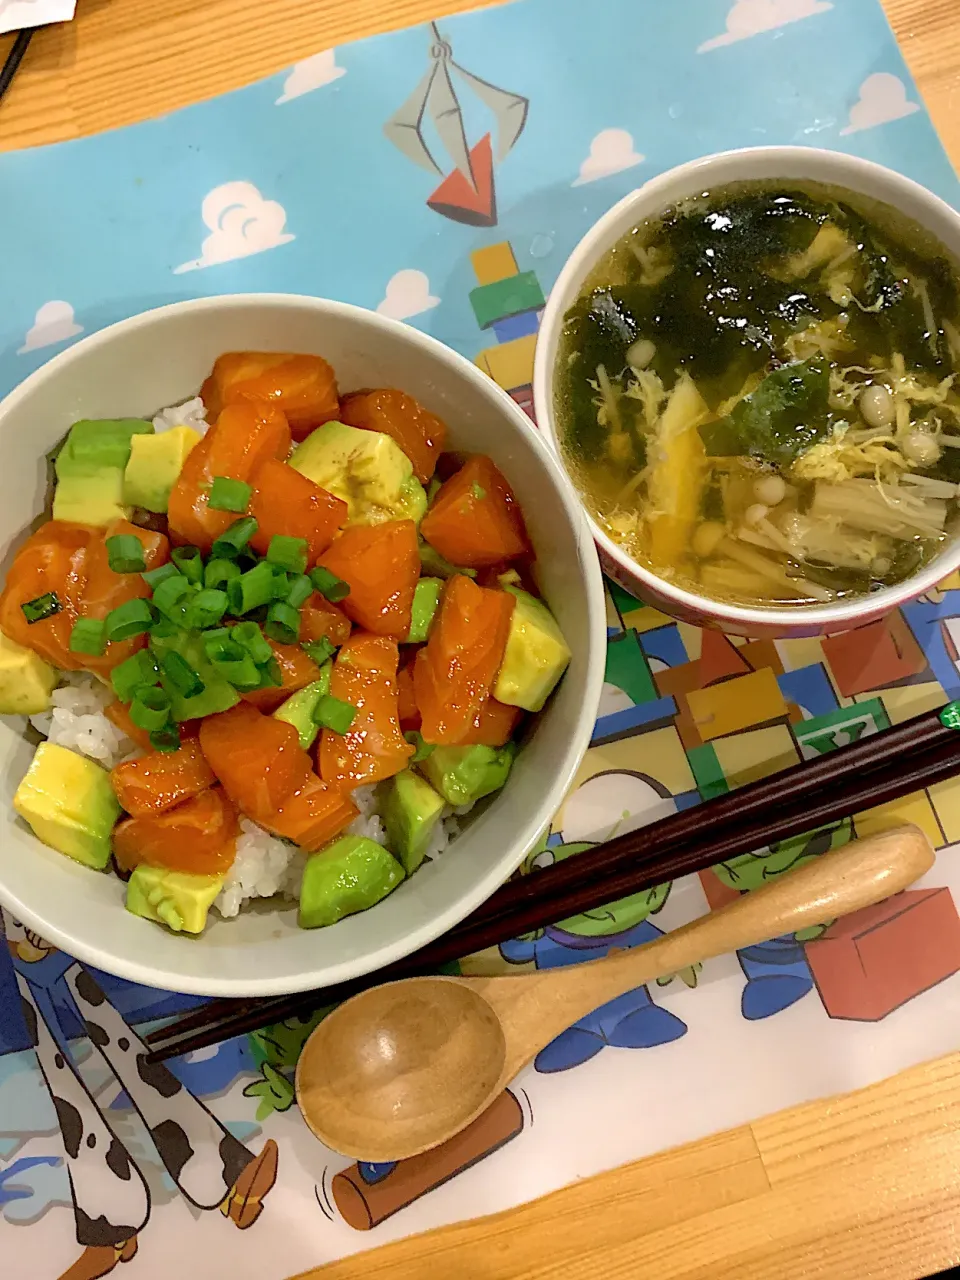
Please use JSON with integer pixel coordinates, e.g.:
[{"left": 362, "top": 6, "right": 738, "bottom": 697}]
[{"left": 296, "top": 824, "right": 933, "bottom": 1162}]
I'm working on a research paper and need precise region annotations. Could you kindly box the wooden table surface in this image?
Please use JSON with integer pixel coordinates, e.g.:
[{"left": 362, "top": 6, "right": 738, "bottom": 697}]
[{"left": 3, "top": 2, "right": 960, "bottom": 1277}]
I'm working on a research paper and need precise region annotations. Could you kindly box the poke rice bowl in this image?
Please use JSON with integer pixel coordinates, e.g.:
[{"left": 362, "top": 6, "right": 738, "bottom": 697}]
[
  {"left": 534, "top": 147, "right": 960, "bottom": 639},
  {"left": 0, "top": 295, "right": 605, "bottom": 996}
]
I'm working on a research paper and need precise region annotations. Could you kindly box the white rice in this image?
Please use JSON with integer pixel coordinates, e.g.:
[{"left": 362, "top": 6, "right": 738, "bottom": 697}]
[
  {"left": 152, "top": 396, "right": 208, "bottom": 436},
  {"left": 30, "top": 671, "right": 137, "bottom": 769},
  {"left": 214, "top": 818, "right": 305, "bottom": 919}
]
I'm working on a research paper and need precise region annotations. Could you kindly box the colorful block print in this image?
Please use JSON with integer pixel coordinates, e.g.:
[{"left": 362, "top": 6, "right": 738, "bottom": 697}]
[
  {"left": 794, "top": 698, "right": 889, "bottom": 760},
  {"left": 686, "top": 669, "right": 788, "bottom": 742},
  {"left": 807, "top": 889, "right": 960, "bottom": 1020},
  {"left": 821, "top": 612, "right": 929, "bottom": 697}
]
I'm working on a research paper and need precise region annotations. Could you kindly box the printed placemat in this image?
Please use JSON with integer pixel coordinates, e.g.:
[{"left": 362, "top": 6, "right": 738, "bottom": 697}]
[{"left": 3, "top": 1, "right": 960, "bottom": 1276}]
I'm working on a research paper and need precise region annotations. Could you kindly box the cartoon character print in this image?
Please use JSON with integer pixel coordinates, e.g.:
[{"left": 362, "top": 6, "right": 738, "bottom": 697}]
[
  {"left": 2, "top": 910, "right": 279, "bottom": 1280},
  {"left": 500, "top": 840, "right": 686, "bottom": 1071},
  {"left": 708, "top": 820, "right": 851, "bottom": 1020}
]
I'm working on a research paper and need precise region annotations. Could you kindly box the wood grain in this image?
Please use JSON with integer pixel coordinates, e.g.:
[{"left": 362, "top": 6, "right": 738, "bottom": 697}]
[{"left": 2, "top": 1, "right": 960, "bottom": 1277}]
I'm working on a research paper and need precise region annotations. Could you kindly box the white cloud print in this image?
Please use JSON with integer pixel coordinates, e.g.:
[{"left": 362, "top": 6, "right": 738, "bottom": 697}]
[
  {"left": 174, "top": 181, "right": 295, "bottom": 274},
  {"left": 376, "top": 270, "right": 440, "bottom": 321},
  {"left": 17, "top": 300, "right": 84, "bottom": 354},
  {"left": 840, "top": 73, "right": 921, "bottom": 136},
  {"left": 573, "top": 129, "right": 645, "bottom": 187},
  {"left": 276, "top": 49, "right": 346, "bottom": 104},
  {"left": 698, "top": 0, "right": 833, "bottom": 53}
]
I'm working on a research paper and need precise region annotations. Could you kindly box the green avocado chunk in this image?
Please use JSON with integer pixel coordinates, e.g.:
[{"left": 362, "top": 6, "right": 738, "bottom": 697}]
[
  {"left": 13, "top": 742, "right": 120, "bottom": 870},
  {"left": 405, "top": 578, "right": 443, "bottom": 644},
  {"left": 126, "top": 865, "right": 224, "bottom": 934},
  {"left": 149, "top": 630, "right": 240, "bottom": 721},
  {"left": 290, "top": 421, "right": 416, "bottom": 526},
  {"left": 493, "top": 585, "right": 572, "bottom": 713},
  {"left": 420, "top": 742, "right": 516, "bottom": 808},
  {"left": 272, "top": 666, "right": 331, "bottom": 749},
  {"left": 123, "top": 426, "right": 201, "bottom": 513},
  {"left": 383, "top": 769, "right": 445, "bottom": 874},
  {"left": 298, "top": 835, "right": 405, "bottom": 929},
  {"left": 0, "top": 628, "right": 57, "bottom": 714},
  {"left": 55, "top": 418, "right": 155, "bottom": 477}
]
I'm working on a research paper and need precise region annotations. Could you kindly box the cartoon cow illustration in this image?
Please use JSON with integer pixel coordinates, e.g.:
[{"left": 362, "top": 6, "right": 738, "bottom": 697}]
[{"left": 2, "top": 909, "right": 278, "bottom": 1280}]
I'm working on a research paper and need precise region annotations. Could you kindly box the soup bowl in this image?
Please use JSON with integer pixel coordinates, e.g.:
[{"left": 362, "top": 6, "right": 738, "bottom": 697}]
[
  {"left": 534, "top": 146, "right": 960, "bottom": 639},
  {"left": 0, "top": 294, "right": 606, "bottom": 996}
]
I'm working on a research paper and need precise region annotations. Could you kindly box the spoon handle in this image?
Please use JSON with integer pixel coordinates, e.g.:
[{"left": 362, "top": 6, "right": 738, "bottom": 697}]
[{"left": 487, "top": 825, "right": 933, "bottom": 1077}]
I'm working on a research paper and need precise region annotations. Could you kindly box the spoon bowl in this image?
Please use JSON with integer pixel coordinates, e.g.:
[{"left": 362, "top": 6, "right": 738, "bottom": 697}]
[{"left": 297, "top": 977, "right": 507, "bottom": 1161}]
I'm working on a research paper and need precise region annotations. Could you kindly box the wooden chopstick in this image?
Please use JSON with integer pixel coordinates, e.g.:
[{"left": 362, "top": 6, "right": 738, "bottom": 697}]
[{"left": 144, "top": 723, "right": 960, "bottom": 1062}]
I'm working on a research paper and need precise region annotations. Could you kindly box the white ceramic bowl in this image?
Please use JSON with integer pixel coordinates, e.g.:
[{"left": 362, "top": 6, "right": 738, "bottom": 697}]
[
  {"left": 534, "top": 147, "right": 960, "bottom": 639},
  {"left": 0, "top": 295, "right": 606, "bottom": 995}
]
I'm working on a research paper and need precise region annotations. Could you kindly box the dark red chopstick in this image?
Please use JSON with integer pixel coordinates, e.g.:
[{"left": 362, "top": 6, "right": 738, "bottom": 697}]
[{"left": 144, "top": 725, "right": 960, "bottom": 1063}]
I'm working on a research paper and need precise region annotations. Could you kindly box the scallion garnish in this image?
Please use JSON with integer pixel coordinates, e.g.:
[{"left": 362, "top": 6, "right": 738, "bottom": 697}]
[
  {"left": 302, "top": 636, "right": 337, "bottom": 665},
  {"left": 106, "top": 534, "right": 147, "bottom": 574},
  {"left": 204, "top": 557, "right": 242, "bottom": 590},
  {"left": 130, "top": 687, "right": 173, "bottom": 732},
  {"left": 313, "top": 694, "right": 357, "bottom": 735},
  {"left": 211, "top": 516, "right": 258, "bottom": 559},
  {"left": 231, "top": 621, "right": 274, "bottom": 665},
  {"left": 21, "top": 592, "right": 61, "bottom": 624},
  {"left": 267, "top": 535, "right": 309, "bottom": 575},
  {"left": 105, "top": 598, "right": 155, "bottom": 643},
  {"left": 171, "top": 546, "right": 204, "bottom": 585},
  {"left": 310, "top": 566, "right": 350, "bottom": 602},
  {"left": 228, "top": 560, "right": 275, "bottom": 614},
  {"left": 265, "top": 601, "right": 300, "bottom": 644},
  {"left": 69, "top": 618, "right": 107, "bottom": 656},
  {"left": 208, "top": 476, "right": 252, "bottom": 513},
  {"left": 111, "top": 650, "right": 161, "bottom": 702},
  {"left": 160, "top": 651, "right": 205, "bottom": 699},
  {"left": 404, "top": 730, "right": 435, "bottom": 763}
]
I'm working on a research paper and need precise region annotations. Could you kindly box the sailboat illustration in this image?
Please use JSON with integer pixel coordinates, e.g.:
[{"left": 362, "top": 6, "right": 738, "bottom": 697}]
[{"left": 384, "top": 22, "right": 529, "bottom": 227}]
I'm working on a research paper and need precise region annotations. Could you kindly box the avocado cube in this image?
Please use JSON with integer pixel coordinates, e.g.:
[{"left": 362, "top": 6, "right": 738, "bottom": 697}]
[
  {"left": 14, "top": 743, "right": 121, "bottom": 870},
  {"left": 0, "top": 629, "right": 57, "bottom": 714},
  {"left": 126, "top": 865, "right": 224, "bottom": 934},
  {"left": 55, "top": 419, "right": 154, "bottom": 478},
  {"left": 420, "top": 742, "right": 516, "bottom": 808},
  {"left": 272, "top": 668, "right": 331, "bottom": 749},
  {"left": 298, "top": 835, "right": 405, "bottom": 929},
  {"left": 290, "top": 421, "right": 415, "bottom": 526},
  {"left": 493, "top": 586, "right": 571, "bottom": 713},
  {"left": 383, "top": 769, "right": 445, "bottom": 873},
  {"left": 405, "top": 578, "right": 443, "bottom": 644},
  {"left": 123, "top": 426, "right": 202, "bottom": 513},
  {"left": 52, "top": 470, "right": 130, "bottom": 527}
]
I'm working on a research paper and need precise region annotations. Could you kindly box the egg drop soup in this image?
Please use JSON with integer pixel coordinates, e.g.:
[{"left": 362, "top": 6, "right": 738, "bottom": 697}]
[{"left": 556, "top": 180, "right": 960, "bottom": 607}]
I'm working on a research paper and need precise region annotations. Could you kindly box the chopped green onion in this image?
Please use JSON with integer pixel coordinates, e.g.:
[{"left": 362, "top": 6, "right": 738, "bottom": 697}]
[
  {"left": 271, "top": 571, "right": 292, "bottom": 601},
  {"left": 201, "top": 626, "right": 231, "bottom": 648},
  {"left": 267, "top": 535, "right": 309, "bottom": 575},
  {"left": 211, "top": 516, "right": 258, "bottom": 559},
  {"left": 171, "top": 546, "right": 204, "bottom": 585},
  {"left": 130, "top": 687, "right": 173, "bottom": 732},
  {"left": 208, "top": 476, "right": 252, "bottom": 513},
  {"left": 142, "top": 562, "right": 181, "bottom": 590},
  {"left": 265, "top": 601, "right": 300, "bottom": 645},
  {"left": 228, "top": 560, "right": 275, "bottom": 614},
  {"left": 258, "top": 658, "right": 283, "bottom": 689},
  {"left": 204, "top": 557, "right": 242, "bottom": 590},
  {"left": 68, "top": 618, "right": 107, "bottom": 656},
  {"left": 185, "top": 588, "right": 228, "bottom": 630},
  {"left": 471, "top": 483, "right": 487, "bottom": 501},
  {"left": 310, "top": 566, "right": 350, "bottom": 602},
  {"left": 151, "top": 573, "right": 191, "bottom": 616},
  {"left": 21, "top": 592, "right": 61, "bottom": 624},
  {"left": 313, "top": 694, "right": 357, "bottom": 734},
  {"left": 105, "top": 598, "right": 155, "bottom": 643},
  {"left": 209, "top": 642, "right": 261, "bottom": 690},
  {"left": 404, "top": 730, "right": 435, "bottom": 763},
  {"left": 302, "top": 636, "right": 337, "bottom": 665},
  {"left": 106, "top": 534, "right": 147, "bottom": 574},
  {"left": 286, "top": 574, "right": 314, "bottom": 609},
  {"left": 230, "top": 621, "right": 274, "bottom": 665},
  {"left": 149, "top": 617, "right": 180, "bottom": 641},
  {"left": 149, "top": 724, "right": 181, "bottom": 753},
  {"left": 160, "top": 651, "right": 205, "bottom": 699},
  {"left": 111, "top": 650, "right": 160, "bottom": 702}
]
